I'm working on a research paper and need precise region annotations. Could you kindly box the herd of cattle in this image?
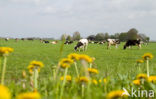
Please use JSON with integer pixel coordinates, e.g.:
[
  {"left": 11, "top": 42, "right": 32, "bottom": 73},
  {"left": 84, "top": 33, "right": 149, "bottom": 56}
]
[{"left": 2, "top": 38, "right": 148, "bottom": 51}]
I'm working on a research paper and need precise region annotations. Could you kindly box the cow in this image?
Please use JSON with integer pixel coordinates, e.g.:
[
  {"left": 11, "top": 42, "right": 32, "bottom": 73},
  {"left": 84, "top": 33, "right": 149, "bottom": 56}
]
[
  {"left": 5, "top": 38, "right": 9, "bottom": 41},
  {"left": 123, "top": 39, "right": 141, "bottom": 50},
  {"left": 64, "top": 41, "right": 73, "bottom": 45},
  {"left": 42, "top": 40, "right": 49, "bottom": 43},
  {"left": 74, "top": 39, "right": 88, "bottom": 51},
  {"left": 107, "top": 39, "right": 120, "bottom": 49},
  {"left": 51, "top": 41, "right": 58, "bottom": 44}
]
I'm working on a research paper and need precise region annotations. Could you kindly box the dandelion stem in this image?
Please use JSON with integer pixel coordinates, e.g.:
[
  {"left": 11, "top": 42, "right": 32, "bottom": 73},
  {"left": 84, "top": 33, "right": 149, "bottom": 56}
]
[
  {"left": 34, "top": 68, "right": 38, "bottom": 90},
  {"left": 1, "top": 56, "right": 7, "bottom": 85},
  {"left": 82, "top": 84, "right": 85, "bottom": 98},
  {"left": 74, "top": 62, "right": 79, "bottom": 77},
  {"left": 146, "top": 59, "right": 149, "bottom": 77},
  {"left": 60, "top": 67, "right": 68, "bottom": 99}
]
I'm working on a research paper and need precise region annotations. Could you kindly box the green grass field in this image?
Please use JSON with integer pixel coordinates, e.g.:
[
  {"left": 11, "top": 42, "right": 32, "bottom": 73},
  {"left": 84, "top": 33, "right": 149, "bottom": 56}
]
[{"left": 0, "top": 39, "right": 156, "bottom": 99}]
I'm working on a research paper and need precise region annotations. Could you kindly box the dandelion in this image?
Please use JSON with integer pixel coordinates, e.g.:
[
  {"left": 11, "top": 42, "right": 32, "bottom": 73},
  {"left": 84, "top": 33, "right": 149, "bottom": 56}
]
[
  {"left": 133, "top": 80, "right": 141, "bottom": 85},
  {"left": 0, "top": 85, "right": 11, "bottom": 99},
  {"left": 142, "top": 53, "right": 153, "bottom": 77},
  {"left": 136, "top": 73, "right": 148, "bottom": 80},
  {"left": 92, "top": 79, "right": 98, "bottom": 85},
  {"left": 27, "top": 61, "right": 44, "bottom": 90},
  {"left": 76, "top": 76, "right": 89, "bottom": 84},
  {"left": 0, "top": 47, "right": 13, "bottom": 85},
  {"left": 67, "top": 53, "right": 80, "bottom": 61},
  {"left": 0, "top": 47, "right": 13, "bottom": 56},
  {"left": 104, "top": 78, "right": 107, "bottom": 84},
  {"left": 60, "top": 75, "right": 72, "bottom": 82},
  {"left": 16, "top": 91, "right": 41, "bottom": 99},
  {"left": 60, "top": 63, "right": 70, "bottom": 68},
  {"left": 142, "top": 53, "right": 153, "bottom": 60},
  {"left": 30, "top": 61, "right": 44, "bottom": 68},
  {"left": 136, "top": 59, "right": 144, "bottom": 63},
  {"left": 148, "top": 76, "right": 156, "bottom": 83},
  {"left": 59, "top": 58, "right": 73, "bottom": 68},
  {"left": 88, "top": 68, "right": 99, "bottom": 74},
  {"left": 107, "top": 90, "right": 128, "bottom": 99},
  {"left": 79, "top": 54, "right": 93, "bottom": 63}
]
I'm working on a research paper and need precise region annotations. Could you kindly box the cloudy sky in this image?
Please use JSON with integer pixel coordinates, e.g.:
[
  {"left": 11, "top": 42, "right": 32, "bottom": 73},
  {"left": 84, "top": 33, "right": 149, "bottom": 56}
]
[{"left": 0, "top": 0, "right": 156, "bottom": 40}]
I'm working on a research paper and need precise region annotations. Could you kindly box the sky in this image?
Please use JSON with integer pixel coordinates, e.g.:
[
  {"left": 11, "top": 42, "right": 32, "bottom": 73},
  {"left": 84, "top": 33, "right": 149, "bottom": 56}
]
[{"left": 0, "top": 0, "right": 156, "bottom": 40}]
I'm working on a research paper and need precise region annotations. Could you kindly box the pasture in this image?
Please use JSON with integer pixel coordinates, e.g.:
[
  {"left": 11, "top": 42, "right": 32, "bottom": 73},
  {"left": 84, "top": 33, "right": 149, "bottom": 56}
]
[{"left": 0, "top": 39, "right": 156, "bottom": 99}]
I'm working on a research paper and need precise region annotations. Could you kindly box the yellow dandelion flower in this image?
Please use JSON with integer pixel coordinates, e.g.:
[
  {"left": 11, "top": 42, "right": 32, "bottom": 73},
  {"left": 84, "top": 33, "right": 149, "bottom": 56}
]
[
  {"left": 79, "top": 54, "right": 93, "bottom": 63},
  {"left": 0, "top": 85, "right": 11, "bottom": 99},
  {"left": 67, "top": 53, "right": 80, "bottom": 61},
  {"left": 76, "top": 76, "right": 89, "bottom": 83},
  {"left": 88, "top": 68, "right": 99, "bottom": 74},
  {"left": 60, "top": 63, "right": 70, "bottom": 68},
  {"left": 136, "top": 73, "right": 148, "bottom": 80},
  {"left": 28, "top": 65, "right": 41, "bottom": 73},
  {"left": 104, "top": 78, "right": 107, "bottom": 84},
  {"left": 30, "top": 61, "right": 44, "bottom": 68},
  {"left": 142, "top": 53, "right": 153, "bottom": 60},
  {"left": 16, "top": 92, "right": 41, "bottom": 99},
  {"left": 99, "top": 79, "right": 102, "bottom": 83},
  {"left": 22, "top": 70, "right": 26, "bottom": 79},
  {"left": 107, "top": 90, "right": 128, "bottom": 99},
  {"left": 92, "top": 79, "right": 98, "bottom": 85},
  {"left": 136, "top": 59, "right": 144, "bottom": 63},
  {"left": 133, "top": 79, "right": 141, "bottom": 85},
  {"left": 148, "top": 76, "right": 156, "bottom": 83},
  {"left": 60, "top": 75, "right": 72, "bottom": 82},
  {"left": 59, "top": 58, "right": 74, "bottom": 64},
  {"left": 0, "top": 47, "right": 13, "bottom": 56}
]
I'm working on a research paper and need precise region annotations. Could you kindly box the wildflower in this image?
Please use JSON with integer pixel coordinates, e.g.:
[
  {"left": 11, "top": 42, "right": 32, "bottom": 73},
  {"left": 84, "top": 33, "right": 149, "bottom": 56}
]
[
  {"left": 136, "top": 73, "right": 148, "bottom": 80},
  {"left": 104, "top": 78, "right": 107, "bottom": 84},
  {"left": 79, "top": 54, "right": 93, "bottom": 63},
  {"left": 136, "top": 59, "right": 144, "bottom": 63},
  {"left": 59, "top": 58, "right": 74, "bottom": 64},
  {"left": 16, "top": 92, "right": 41, "bottom": 99},
  {"left": 107, "top": 90, "right": 128, "bottom": 99},
  {"left": 60, "top": 75, "right": 72, "bottom": 82},
  {"left": 92, "top": 79, "right": 98, "bottom": 85},
  {"left": 99, "top": 79, "right": 102, "bottom": 83},
  {"left": 76, "top": 76, "right": 89, "bottom": 83},
  {"left": 142, "top": 53, "right": 153, "bottom": 60},
  {"left": 0, "top": 85, "right": 11, "bottom": 99},
  {"left": 88, "top": 68, "right": 99, "bottom": 74},
  {"left": 67, "top": 53, "right": 79, "bottom": 61},
  {"left": 30, "top": 61, "right": 44, "bottom": 68},
  {"left": 0, "top": 47, "right": 13, "bottom": 56},
  {"left": 60, "top": 63, "right": 70, "bottom": 68},
  {"left": 27, "top": 65, "right": 40, "bottom": 72},
  {"left": 148, "top": 76, "right": 156, "bottom": 83},
  {"left": 133, "top": 80, "right": 141, "bottom": 85}
]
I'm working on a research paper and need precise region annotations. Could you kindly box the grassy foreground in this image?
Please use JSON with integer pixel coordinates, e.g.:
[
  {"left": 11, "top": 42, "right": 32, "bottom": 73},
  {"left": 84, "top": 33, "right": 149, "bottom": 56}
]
[{"left": 0, "top": 39, "right": 156, "bottom": 99}]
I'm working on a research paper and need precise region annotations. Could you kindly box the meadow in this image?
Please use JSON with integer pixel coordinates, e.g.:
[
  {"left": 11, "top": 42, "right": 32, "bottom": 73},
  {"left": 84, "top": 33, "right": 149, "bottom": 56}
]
[{"left": 0, "top": 39, "right": 156, "bottom": 99}]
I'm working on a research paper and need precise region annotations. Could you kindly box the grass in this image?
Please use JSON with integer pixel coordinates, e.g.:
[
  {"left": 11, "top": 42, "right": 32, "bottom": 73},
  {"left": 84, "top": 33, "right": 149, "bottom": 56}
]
[{"left": 0, "top": 39, "right": 156, "bottom": 98}]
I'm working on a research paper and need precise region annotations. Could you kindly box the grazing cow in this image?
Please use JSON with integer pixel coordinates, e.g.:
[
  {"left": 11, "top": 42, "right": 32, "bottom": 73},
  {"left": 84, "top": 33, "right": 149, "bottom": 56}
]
[
  {"left": 43, "top": 40, "right": 49, "bottom": 43},
  {"left": 98, "top": 41, "right": 105, "bottom": 44},
  {"left": 5, "top": 38, "right": 9, "bottom": 41},
  {"left": 51, "top": 41, "right": 58, "bottom": 44},
  {"left": 27, "top": 38, "right": 34, "bottom": 41},
  {"left": 21, "top": 38, "right": 25, "bottom": 41},
  {"left": 123, "top": 39, "right": 141, "bottom": 50},
  {"left": 107, "top": 39, "right": 120, "bottom": 49},
  {"left": 64, "top": 41, "right": 73, "bottom": 45},
  {"left": 74, "top": 39, "right": 88, "bottom": 51}
]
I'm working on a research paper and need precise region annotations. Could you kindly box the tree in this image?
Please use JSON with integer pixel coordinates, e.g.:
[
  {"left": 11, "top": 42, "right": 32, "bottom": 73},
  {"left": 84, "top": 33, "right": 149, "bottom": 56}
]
[
  {"left": 104, "top": 33, "right": 109, "bottom": 40},
  {"left": 95, "top": 33, "right": 105, "bottom": 41},
  {"left": 87, "top": 35, "right": 96, "bottom": 41},
  {"left": 66, "top": 35, "right": 72, "bottom": 41},
  {"left": 73, "top": 31, "right": 81, "bottom": 41},
  {"left": 60, "top": 34, "right": 67, "bottom": 41},
  {"left": 127, "top": 28, "right": 138, "bottom": 40},
  {"left": 119, "top": 32, "right": 128, "bottom": 42}
]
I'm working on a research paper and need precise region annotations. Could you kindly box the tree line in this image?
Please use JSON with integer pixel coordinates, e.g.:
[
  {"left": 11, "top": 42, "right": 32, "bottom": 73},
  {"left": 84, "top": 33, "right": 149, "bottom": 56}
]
[{"left": 61, "top": 28, "right": 150, "bottom": 42}]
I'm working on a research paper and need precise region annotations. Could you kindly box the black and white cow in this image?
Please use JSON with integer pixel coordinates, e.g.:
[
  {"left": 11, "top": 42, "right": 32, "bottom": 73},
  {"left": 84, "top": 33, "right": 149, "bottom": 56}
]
[
  {"left": 107, "top": 39, "right": 120, "bottom": 49},
  {"left": 123, "top": 39, "right": 141, "bottom": 50},
  {"left": 74, "top": 39, "right": 88, "bottom": 51},
  {"left": 64, "top": 41, "right": 73, "bottom": 45}
]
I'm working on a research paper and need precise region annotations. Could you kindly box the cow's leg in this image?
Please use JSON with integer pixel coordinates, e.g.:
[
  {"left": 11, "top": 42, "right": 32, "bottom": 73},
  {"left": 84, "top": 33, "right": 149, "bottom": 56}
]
[
  {"left": 115, "top": 44, "right": 118, "bottom": 48},
  {"left": 138, "top": 44, "right": 141, "bottom": 49}
]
